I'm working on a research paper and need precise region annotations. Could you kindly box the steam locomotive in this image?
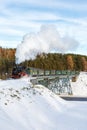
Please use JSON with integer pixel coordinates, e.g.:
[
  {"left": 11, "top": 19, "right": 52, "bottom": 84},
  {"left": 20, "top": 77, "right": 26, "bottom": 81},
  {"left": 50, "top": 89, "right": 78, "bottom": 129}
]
[
  {"left": 11, "top": 66, "right": 28, "bottom": 79},
  {"left": 11, "top": 65, "right": 79, "bottom": 79}
]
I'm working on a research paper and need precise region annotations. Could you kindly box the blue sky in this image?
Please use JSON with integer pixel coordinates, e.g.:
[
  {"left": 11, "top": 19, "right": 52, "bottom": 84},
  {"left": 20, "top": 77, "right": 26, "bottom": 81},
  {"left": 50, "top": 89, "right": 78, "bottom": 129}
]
[{"left": 0, "top": 0, "right": 87, "bottom": 55}]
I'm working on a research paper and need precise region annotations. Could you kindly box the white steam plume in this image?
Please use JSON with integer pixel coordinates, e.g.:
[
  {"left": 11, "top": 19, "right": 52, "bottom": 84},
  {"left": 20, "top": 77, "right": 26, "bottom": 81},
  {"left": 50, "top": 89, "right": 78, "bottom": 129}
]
[{"left": 15, "top": 25, "right": 79, "bottom": 64}]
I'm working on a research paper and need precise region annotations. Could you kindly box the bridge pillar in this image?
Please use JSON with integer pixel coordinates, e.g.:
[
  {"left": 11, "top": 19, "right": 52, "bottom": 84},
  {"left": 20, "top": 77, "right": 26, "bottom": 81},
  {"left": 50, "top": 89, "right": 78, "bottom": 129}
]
[
  {"left": 30, "top": 76, "right": 73, "bottom": 95},
  {"left": 48, "top": 77, "right": 72, "bottom": 95}
]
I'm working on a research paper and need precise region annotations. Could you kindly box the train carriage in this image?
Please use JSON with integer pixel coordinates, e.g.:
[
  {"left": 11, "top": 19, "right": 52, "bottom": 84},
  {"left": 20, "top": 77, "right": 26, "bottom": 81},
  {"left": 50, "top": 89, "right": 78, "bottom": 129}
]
[
  {"left": 26, "top": 67, "right": 38, "bottom": 76},
  {"left": 55, "top": 70, "right": 62, "bottom": 75},
  {"left": 44, "top": 70, "right": 50, "bottom": 76},
  {"left": 61, "top": 70, "right": 67, "bottom": 75},
  {"left": 37, "top": 69, "right": 44, "bottom": 76},
  {"left": 50, "top": 70, "right": 55, "bottom": 75}
]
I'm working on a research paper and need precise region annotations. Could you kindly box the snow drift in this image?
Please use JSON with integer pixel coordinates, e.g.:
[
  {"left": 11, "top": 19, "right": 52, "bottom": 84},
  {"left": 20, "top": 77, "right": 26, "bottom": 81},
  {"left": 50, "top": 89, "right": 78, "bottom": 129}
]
[
  {"left": 0, "top": 74, "right": 87, "bottom": 130},
  {"left": 71, "top": 72, "right": 87, "bottom": 96}
]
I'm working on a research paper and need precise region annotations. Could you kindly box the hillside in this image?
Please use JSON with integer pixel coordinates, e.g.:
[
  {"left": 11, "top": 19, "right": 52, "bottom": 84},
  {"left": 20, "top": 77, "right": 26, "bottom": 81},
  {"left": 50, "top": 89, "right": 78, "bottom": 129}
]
[
  {"left": 1, "top": 48, "right": 87, "bottom": 79},
  {"left": 0, "top": 75, "right": 87, "bottom": 130},
  {"left": 71, "top": 72, "right": 87, "bottom": 96}
]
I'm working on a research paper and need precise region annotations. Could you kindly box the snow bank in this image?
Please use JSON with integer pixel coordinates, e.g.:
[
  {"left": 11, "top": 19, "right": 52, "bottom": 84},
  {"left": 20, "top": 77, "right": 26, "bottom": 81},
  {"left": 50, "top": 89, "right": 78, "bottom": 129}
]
[
  {"left": 71, "top": 72, "right": 87, "bottom": 96},
  {"left": 0, "top": 77, "right": 87, "bottom": 130}
]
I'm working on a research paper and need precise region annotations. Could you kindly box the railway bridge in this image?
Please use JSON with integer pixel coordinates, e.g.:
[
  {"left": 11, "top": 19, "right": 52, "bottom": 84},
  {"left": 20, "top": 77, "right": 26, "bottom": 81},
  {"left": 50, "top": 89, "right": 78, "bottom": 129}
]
[
  {"left": 11, "top": 66, "right": 79, "bottom": 95},
  {"left": 30, "top": 75, "right": 78, "bottom": 95}
]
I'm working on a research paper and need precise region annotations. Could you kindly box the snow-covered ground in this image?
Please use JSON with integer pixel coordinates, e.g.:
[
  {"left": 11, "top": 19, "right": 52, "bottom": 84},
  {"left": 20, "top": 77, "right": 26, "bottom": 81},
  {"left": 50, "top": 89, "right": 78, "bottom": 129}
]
[
  {"left": 71, "top": 72, "right": 87, "bottom": 96},
  {"left": 0, "top": 72, "right": 87, "bottom": 130}
]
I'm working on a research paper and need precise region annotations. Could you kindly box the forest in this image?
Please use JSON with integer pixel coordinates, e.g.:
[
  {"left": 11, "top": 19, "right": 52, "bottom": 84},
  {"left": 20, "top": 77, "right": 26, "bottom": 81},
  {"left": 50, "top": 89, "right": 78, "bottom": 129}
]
[{"left": 0, "top": 47, "right": 87, "bottom": 79}]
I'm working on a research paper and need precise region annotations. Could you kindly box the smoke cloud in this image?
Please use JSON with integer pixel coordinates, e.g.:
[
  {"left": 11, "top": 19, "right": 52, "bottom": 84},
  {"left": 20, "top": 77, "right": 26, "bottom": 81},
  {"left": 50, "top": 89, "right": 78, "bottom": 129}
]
[{"left": 15, "top": 25, "right": 79, "bottom": 64}]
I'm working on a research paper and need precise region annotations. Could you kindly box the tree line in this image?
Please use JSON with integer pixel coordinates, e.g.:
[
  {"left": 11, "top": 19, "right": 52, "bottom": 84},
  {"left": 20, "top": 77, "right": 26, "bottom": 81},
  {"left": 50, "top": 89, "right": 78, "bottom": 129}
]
[
  {"left": 0, "top": 47, "right": 15, "bottom": 79},
  {"left": 0, "top": 47, "right": 87, "bottom": 79},
  {"left": 21, "top": 53, "right": 87, "bottom": 71}
]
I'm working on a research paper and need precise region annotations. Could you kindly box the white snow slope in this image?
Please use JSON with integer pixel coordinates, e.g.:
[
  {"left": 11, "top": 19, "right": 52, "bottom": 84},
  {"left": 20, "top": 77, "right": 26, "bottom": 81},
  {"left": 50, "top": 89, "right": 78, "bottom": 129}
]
[
  {"left": 71, "top": 72, "right": 87, "bottom": 96},
  {"left": 0, "top": 73, "right": 87, "bottom": 130}
]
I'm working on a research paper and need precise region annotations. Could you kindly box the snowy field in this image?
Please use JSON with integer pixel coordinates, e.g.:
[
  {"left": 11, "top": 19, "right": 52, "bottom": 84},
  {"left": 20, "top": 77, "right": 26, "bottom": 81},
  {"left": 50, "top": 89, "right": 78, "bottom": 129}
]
[
  {"left": 0, "top": 72, "right": 87, "bottom": 130},
  {"left": 71, "top": 72, "right": 87, "bottom": 96}
]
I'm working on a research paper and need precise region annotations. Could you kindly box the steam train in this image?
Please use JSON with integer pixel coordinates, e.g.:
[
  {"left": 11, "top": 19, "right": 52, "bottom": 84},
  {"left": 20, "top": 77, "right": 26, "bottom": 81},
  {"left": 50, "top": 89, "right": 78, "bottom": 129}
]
[
  {"left": 11, "top": 66, "right": 28, "bottom": 78},
  {"left": 11, "top": 65, "right": 79, "bottom": 79}
]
